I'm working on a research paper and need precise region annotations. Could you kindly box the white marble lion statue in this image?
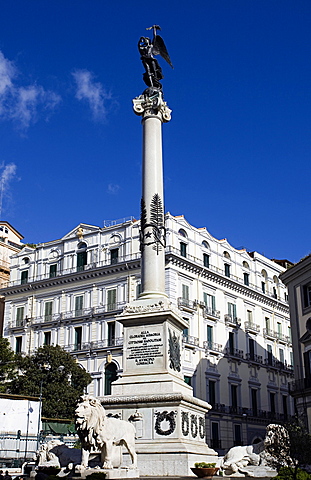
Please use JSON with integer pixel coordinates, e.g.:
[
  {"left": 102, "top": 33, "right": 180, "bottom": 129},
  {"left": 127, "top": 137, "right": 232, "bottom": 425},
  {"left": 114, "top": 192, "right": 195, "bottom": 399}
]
[
  {"left": 75, "top": 395, "right": 137, "bottom": 470},
  {"left": 222, "top": 423, "right": 291, "bottom": 476}
]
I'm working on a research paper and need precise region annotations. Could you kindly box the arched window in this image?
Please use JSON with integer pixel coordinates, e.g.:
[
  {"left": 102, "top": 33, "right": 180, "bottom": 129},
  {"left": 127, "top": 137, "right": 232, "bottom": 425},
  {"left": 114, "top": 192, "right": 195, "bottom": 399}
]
[
  {"left": 178, "top": 229, "right": 187, "bottom": 238},
  {"left": 223, "top": 251, "right": 231, "bottom": 259},
  {"left": 261, "top": 270, "right": 268, "bottom": 294},
  {"left": 243, "top": 261, "right": 249, "bottom": 269},
  {"left": 23, "top": 257, "right": 30, "bottom": 264},
  {"left": 273, "top": 275, "right": 279, "bottom": 299},
  {"left": 202, "top": 241, "right": 210, "bottom": 249},
  {"left": 104, "top": 363, "right": 118, "bottom": 395},
  {"left": 77, "top": 242, "right": 87, "bottom": 272}
]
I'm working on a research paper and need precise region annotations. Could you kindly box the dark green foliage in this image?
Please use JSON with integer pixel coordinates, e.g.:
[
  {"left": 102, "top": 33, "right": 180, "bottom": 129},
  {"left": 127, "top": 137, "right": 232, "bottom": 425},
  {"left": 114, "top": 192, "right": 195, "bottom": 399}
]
[
  {"left": 275, "top": 467, "right": 311, "bottom": 480},
  {"left": 9, "top": 345, "right": 92, "bottom": 418},
  {"left": 194, "top": 462, "right": 216, "bottom": 468},
  {"left": 286, "top": 420, "right": 311, "bottom": 471},
  {"left": 0, "top": 337, "right": 16, "bottom": 392}
]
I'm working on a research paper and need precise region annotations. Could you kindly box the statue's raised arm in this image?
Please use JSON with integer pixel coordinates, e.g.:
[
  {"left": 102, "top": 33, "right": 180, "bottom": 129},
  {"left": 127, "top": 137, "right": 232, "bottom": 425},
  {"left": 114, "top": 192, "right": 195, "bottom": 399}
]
[{"left": 138, "top": 25, "right": 173, "bottom": 93}]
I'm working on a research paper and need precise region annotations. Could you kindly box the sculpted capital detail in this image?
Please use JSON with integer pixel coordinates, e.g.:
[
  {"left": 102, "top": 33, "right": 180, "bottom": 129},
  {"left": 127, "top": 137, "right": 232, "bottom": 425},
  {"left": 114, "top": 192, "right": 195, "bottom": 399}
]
[{"left": 133, "top": 90, "right": 171, "bottom": 123}]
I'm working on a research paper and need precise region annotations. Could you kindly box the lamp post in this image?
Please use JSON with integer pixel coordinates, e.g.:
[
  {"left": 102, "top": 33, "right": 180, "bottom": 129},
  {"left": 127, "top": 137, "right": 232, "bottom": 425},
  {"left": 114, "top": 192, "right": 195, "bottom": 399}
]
[{"left": 36, "top": 363, "right": 51, "bottom": 451}]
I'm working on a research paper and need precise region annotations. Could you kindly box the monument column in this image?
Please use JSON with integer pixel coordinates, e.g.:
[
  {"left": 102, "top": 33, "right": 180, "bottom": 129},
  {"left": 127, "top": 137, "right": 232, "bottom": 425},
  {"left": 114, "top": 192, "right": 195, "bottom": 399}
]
[
  {"left": 133, "top": 92, "right": 171, "bottom": 299},
  {"left": 101, "top": 27, "right": 218, "bottom": 476}
]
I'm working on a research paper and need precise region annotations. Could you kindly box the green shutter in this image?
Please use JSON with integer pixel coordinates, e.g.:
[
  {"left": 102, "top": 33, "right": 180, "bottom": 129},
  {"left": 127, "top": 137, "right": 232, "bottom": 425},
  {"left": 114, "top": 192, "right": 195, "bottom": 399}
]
[
  {"left": 44, "top": 302, "right": 53, "bottom": 321},
  {"left": 182, "top": 284, "right": 189, "bottom": 300},
  {"left": 211, "top": 296, "right": 216, "bottom": 311},
  {"left": 203, "top": 292, "right": 208, "bottom": 306},
  {"left": 16, "top": 307, "right": 24, "bottom": 326},
  {"left": 207, "top": 325, "right": 213, "bottom": 344},
  {"left": 75, "top": 296, "right": 83, "bottom": 314},
  {"left": 107, "top": 289, "right": 117, "bottom": 311}
]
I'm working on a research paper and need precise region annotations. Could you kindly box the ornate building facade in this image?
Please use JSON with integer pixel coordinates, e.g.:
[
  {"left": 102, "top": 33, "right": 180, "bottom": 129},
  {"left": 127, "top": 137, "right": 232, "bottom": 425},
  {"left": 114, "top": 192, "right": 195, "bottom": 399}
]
[{"left": 1, "top": 214, "right": 294, "bottom": 452}]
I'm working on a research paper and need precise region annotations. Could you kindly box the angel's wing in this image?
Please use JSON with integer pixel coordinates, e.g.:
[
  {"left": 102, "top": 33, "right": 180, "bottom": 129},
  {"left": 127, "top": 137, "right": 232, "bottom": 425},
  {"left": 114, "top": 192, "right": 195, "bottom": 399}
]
[{"left": 153, "top": 35, "right": 173, "bottom": 68}]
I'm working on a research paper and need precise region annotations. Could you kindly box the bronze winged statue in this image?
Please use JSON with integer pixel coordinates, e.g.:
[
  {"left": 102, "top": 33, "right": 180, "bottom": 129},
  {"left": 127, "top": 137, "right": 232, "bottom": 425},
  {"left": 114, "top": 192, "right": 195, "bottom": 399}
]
[{"left": 138, "top": 25, "right": 173, "bottom": 94}]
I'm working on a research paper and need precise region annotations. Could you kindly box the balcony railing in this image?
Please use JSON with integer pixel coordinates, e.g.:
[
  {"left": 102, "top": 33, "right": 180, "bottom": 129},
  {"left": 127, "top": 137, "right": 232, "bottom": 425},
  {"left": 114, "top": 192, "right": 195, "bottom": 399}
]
[
  {"left": 203, "top": 306, "right": 220, "bottom": 320},
  {"left": 263, "top": 329, "right": 290, "bottom": 344},
  {"left": 64, "top": 337, "right": 123, "bottom": 353},
  {"left": 203, "top": 341, "right": 223, "bottom": 354},
  {"left": 182, "top": 335, "right": 199, "bottom": 347},
  {"left": 20, "top": 303, "right": 126, "bottom": 327},
  {"left": 211, "top": 404, "right": 293, "bottom": 422},
  {"left": 244, "top": 322, "right": 260, "bottom": 333},
  {"left": 289, "top": 377, "right": 311, "bottom": 394},
  {"left": 224, "top": 315, "right": 241, "bottom": 327},
  {"left": 225, "top": 347, "right": 244, "bottom": 359},
  {"left": 264, "top": 358, "right": 293, "bottom": 372},
  {"left": 177, "top": 297, "right": 197, "bottom": 311},
  {"left": 245, "top": 353, "right": 263, "bottom": 363}
]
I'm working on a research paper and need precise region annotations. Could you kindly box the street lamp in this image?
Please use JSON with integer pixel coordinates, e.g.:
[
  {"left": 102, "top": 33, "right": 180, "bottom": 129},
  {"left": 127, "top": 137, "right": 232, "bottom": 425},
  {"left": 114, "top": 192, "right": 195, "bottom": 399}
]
[{"left": 36, "top": 363, "right": 51, "bottom": 450}]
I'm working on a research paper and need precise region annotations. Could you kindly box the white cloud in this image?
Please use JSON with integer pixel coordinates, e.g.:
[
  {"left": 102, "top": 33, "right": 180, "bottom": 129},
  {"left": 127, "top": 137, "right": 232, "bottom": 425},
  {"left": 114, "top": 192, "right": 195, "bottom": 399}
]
[
  {"left": 0, "top": 163, "right": 17, "bottom": 218},
  {"left": 72, "top": 69, "right": 112, "bottom": 120},
  {"left": 0, "top": 50, "right": 61, "bottom": 129},
  {"left": 107, "top": 183, "right": 120, "bottom": 195}
]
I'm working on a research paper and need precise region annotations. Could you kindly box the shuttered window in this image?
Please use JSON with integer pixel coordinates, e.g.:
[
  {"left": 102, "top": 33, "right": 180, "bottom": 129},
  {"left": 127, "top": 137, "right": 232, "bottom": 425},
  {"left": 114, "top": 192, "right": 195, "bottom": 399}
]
[{"left": 107, "top": 289, "right": 117, "bottom": 311}]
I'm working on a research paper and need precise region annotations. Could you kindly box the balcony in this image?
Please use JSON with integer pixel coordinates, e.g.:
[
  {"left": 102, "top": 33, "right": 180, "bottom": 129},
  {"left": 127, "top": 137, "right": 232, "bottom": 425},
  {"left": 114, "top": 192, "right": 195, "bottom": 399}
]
[
  {"left": 210, "top": 404, "right": 294, "bottom": 423},
  {"left": 264, "top": 358, "right": 294, "bottom": 372},
  {"left": 263, "top": 329, "right": 290, "bottom": 344},
  {"left": 224, "top": 314, "right": 241, "bottom": 328},
  {"left": 177, "top": 297, "right": 197, "bottom": 312},
  {"left": 204, "top": 341, "right": 223, "bottom": 355},
  {"left": 244, "top": 322, "right": 260, "bottom": 334},
  {"left": 289, "top": 377, "right": 311, "bottom": 395},
  {"left": 245, "top": 353, "right": 263, "bottom": 364},
  {"left": 225, "top": 347, "right": 244, "bottom": 359},
  {"left": 64, "top": 337, "right": 123, "bottom": 353},
  {"left": 182, "top": 335, "right": 199, "bottom": 347},
  {"left": 203, "top": 306, "right": 220, "bottom": 320}
]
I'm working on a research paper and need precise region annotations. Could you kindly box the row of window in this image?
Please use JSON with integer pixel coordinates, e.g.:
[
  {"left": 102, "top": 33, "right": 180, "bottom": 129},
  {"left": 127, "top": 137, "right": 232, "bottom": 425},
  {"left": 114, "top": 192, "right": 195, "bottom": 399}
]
[
  {"left": 15, "top": 289, "right": 118, "bottom": 323},
  {"left": 207, "top": 380, "right": 289, "bottom": 418}
]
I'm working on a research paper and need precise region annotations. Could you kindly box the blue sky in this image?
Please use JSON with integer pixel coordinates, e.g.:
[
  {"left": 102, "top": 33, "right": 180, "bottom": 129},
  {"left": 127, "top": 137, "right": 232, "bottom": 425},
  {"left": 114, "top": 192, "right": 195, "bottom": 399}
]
[{"left": 0, "top": 0, "right": 310, "bottom": 263}]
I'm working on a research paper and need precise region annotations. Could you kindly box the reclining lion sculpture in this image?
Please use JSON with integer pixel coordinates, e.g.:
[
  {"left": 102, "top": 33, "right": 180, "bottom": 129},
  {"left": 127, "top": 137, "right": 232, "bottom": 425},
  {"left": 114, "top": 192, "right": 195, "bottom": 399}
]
[
  {"left": 222, "top": 423, "right": 291, "bottom": 476},
  {"left": 75, "top": 395, "right": 137, "bottom": 470}
]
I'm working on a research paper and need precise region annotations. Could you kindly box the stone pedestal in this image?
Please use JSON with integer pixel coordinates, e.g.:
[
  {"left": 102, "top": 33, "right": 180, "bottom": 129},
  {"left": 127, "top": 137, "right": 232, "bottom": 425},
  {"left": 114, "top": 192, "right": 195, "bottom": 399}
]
[
  {"left": 101, "top": 391, "right": 217, "bottom": 476},
  {"left": 101, "top": 301, "right": 217, "bottom": 476}
]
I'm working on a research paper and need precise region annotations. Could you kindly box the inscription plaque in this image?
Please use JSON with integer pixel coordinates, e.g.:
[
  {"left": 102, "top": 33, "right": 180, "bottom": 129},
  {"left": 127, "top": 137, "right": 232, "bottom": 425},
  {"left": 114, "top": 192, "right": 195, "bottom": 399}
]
[{"left": 125, "top": 325, "right": 164, "bottom": 369}]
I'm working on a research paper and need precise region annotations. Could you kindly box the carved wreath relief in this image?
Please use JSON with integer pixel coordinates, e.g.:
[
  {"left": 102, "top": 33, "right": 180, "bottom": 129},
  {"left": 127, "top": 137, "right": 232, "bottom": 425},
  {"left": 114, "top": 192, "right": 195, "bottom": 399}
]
[
  {"left": 154, "top": 410, "right": 176, "bottom": 436},
  {"left": 168, "top": 328, "right": 181, "bottom": 372},
  {"left": 140, "top": 194, "right": 166, "bottom": 254}
]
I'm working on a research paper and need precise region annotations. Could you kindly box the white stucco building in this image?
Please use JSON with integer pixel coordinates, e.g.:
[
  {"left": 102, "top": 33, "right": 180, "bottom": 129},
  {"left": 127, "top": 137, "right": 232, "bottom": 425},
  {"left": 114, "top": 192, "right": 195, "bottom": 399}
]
[{"left": 1, "top": 214, "right": 294, "bottom": 452}]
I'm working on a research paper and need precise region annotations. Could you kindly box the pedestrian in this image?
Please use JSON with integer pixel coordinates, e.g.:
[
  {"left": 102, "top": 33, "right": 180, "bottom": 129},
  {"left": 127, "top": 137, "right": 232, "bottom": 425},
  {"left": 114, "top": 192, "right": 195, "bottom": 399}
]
[{"left": 4, "top": 471, "right": 11, "bottom": 480}]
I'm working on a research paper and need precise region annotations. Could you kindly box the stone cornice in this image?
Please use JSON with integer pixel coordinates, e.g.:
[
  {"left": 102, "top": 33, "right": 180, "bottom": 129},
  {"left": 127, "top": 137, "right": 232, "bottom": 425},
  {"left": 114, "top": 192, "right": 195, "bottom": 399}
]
[{"left": 100, "top": 392, "right": 211, "bottom": 410}]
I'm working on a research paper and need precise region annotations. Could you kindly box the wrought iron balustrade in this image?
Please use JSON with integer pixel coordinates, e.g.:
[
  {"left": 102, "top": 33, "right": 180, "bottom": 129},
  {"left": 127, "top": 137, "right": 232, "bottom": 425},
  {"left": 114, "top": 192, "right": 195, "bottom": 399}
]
[
  {"left": 64, "top": 337, "right": 123, "bottom": 353},
  {"left": 225, "top": 347, "right": 244, "bottom": 359},
  {"left": 203, "top": 306, "right": 220, "bottom": 319},
  {"left": 182, "top": 335, "right": 199, "bottom": 347},
  {"left": 224, "top": 314, "right": 241, "bottom": 327},
  {"left": 244, "top": 322, "right": 260, "bottom": 333},
  {"left": 245, "top": 353, "right": 263, "bottom": 363},
  {"left": 177, "top": 297, "right": 197, "bottom": 311},
  {"left": 203, "top": 341, "right": 223, "bottom": 354}
]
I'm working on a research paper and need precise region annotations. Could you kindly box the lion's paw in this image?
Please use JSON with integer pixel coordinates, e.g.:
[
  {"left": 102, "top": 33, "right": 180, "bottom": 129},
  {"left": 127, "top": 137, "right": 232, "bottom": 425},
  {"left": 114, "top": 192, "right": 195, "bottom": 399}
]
[{"left": 103, "top": 462, "right": 113, "bottom": 469}]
